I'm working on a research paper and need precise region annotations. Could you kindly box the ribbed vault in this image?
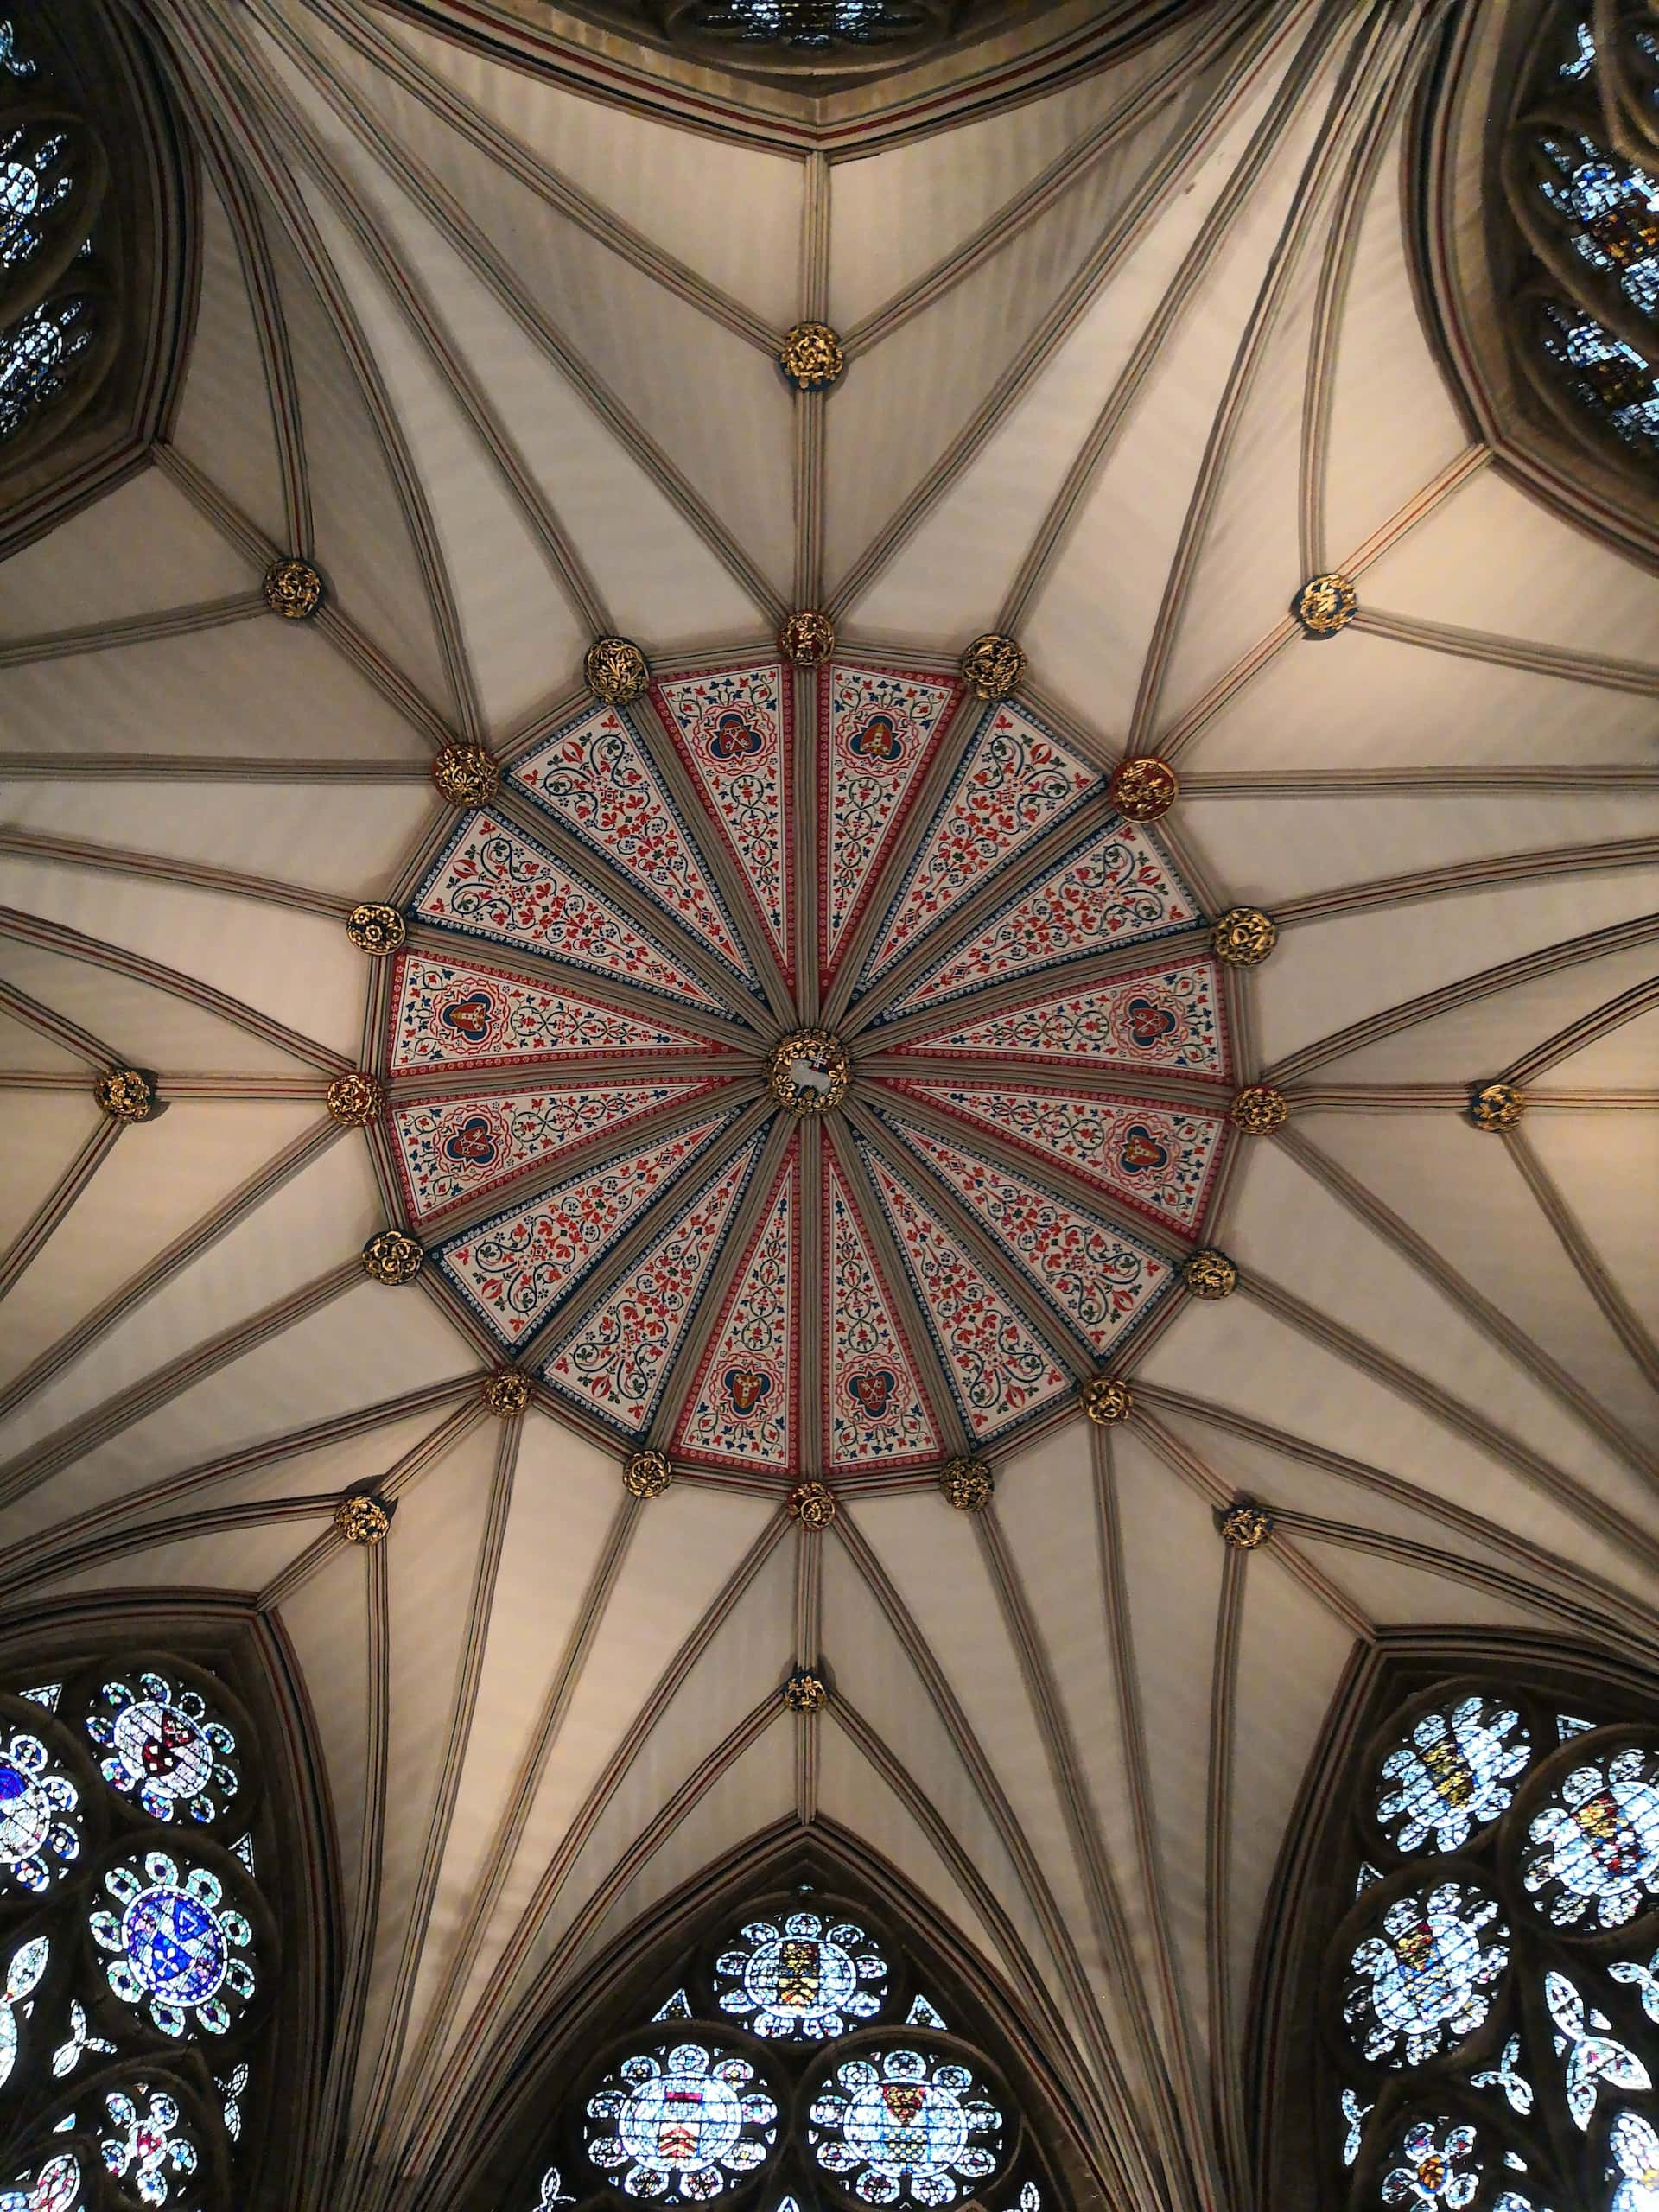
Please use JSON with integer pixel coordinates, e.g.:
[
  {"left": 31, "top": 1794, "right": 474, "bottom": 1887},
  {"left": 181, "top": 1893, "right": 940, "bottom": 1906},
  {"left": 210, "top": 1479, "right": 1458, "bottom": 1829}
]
[{"left": 0, "top": 2, "right": 1655, "bottom": 2209}]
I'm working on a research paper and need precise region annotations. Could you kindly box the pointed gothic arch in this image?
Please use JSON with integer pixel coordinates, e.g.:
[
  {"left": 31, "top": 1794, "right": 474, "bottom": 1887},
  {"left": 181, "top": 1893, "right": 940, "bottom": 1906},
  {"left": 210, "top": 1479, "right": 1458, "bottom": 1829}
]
[
  {"left": 0, "top": 1591, "right": 340, "bottom": 2212},
  {"left": 1250, "top": 1630, "right": 1659, "bottom": 2212},
  {"left": 0, "top": 0, "right": 193, "bottom": 556},
  {"left": 431, "top": 1824, "right": 1098, "bottom": 2212}
]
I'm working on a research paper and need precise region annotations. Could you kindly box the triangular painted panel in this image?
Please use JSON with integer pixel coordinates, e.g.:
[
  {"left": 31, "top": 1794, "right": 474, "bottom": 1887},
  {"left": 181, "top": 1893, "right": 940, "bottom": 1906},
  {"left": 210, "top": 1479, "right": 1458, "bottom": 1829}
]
[
  {"left": 436, "top": 1108, "right": 743, "bottom": 1346},
  {"left": 391, "top": 1078, "right": 729, "bottom": 1224},
  {"left": 652, "top": 662, "right": 793, "bottom": 982},
  {"left": 901, "top": 954, "right": 1230, "bottom": 1082},
  {"left": 817, "top": 661, "right": 961, "bottom": 979},
  {"left": 387, "top": 953, "right": 734, "bottom": 1077},
  {"left": 822, "top": 1140, "right": 942, "bottom": 1472},
  {"left": 861, "top": 1142, "right": 1071, "bottom": 1442},
  {"left": 413, "top": 811, "right": 734, "bottom": 1014},
  {"left": 543, "top": 1134, "right": 766, "bottom": 1434},
  {"left": 880, "top": 1078, "right": 1227, "bottom": 1237},
  {"left": 676, "top": 1141, "right": 799, "bottom": 1471},
  {"left": 855, "top": 702, "right": 1100, "bottom": 995},
  {"left": 512, "top": 702, "right": 763, "bottom": 999},
  {"left": 877, "top": 821, "right": 1204, "bottom": 1026},
  {"left": 879, "top": 1113, "right": 1177, "bottom": 1353}
]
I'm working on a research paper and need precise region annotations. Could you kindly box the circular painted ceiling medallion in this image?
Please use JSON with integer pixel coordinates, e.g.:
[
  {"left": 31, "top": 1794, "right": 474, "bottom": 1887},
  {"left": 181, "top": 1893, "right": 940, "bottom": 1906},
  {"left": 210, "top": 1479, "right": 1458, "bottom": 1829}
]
[{"left": 375, "top": 645, "right": 1240, "bottom": 1481}]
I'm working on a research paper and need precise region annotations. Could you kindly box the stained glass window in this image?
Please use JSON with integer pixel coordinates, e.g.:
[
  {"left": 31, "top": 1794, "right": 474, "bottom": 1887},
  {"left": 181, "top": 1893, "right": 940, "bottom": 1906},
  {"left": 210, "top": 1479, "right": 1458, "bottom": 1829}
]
[
  {"left": 1512, "top": 16, "right": 1659, "bottom": 462},
  {"left": 0, "top": 12, "right": 112, "bottom": 463},
  {"left": 583, "top": 2040, "right": 779, "bottom": 2202},
  {"left": 807, "top": 2046, "right": 1007, "bottom": 2208},
  {"left": 0, "top": 1660, "right": 276, "bottom": 2206},
  {"left": 514, "top": 1887, "right": 1053, "bottom": 2212},
  {"left": 1311, "top": 1677, "right": 1659, "bottom": 2212},
  {"left": 714, "top": 1912, "right": 887, "bottom": 2040}
]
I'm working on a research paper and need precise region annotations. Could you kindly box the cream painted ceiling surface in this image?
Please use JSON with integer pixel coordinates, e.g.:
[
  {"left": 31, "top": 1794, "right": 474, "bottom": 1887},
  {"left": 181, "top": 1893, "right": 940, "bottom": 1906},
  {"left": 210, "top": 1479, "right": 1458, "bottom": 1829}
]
[{"left": 1, "top": 0, "right": 1657, "bottom": 2208}]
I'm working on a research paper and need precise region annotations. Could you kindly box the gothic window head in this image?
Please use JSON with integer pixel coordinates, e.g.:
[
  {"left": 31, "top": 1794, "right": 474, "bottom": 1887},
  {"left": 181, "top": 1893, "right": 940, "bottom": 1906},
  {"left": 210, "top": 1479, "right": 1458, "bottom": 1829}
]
[
  {"left": 1267, "top": 1668, "right": 1659, "bottom": 2212},
  {"left": 1503, "top": 11, "right": 1659, "bottom": 464},
  {"left": 0, "top": 1656, "right": 281, "bottom": 2211},
  {"left": 484, "top": 1881, "right": 1063, "bottom": 2212}
]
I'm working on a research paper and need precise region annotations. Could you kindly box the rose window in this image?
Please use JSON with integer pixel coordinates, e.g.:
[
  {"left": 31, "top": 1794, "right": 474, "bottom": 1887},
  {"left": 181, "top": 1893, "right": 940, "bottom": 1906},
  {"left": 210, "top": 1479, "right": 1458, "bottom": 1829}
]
[
  {"left": 806, "top": 2044, "right": 1007, "bottom": 2208},
  {"left": 582, "top": 2040, "right": 780, "bottom": 2202},
  {"left": 714, "top": 1912, "right": 887, "bottom": 2041},
  {"left": 385, "top": 647, "right": 1235, "bottom": 1477}
]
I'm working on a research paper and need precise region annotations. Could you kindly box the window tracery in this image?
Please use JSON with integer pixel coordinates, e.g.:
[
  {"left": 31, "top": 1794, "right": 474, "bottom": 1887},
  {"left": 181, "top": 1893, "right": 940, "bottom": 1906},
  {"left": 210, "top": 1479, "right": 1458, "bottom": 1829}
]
[
  {"left": 1316, "top": 1681, "right": 1659, "bottom": 2212},
  {"left": 0, "top": 16, "right": 111, "bottom": 463},
  {"left": 499, "top": 1885, "right": 1058, "bottom": 2212},
  {"left": 0, "top": 1657, "right": 278, "bottom": 2212},
  {"left": 1503, "top": 12, "right": 1659, "bottom": 461}
]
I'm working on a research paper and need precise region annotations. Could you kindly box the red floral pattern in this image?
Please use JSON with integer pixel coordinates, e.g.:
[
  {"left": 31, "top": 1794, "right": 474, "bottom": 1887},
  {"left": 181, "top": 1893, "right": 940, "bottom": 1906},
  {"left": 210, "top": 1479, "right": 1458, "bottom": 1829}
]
[
  {"left": 882, "top": 1078, "right": 1225, "bottom": 1236},
  {"left": 415, "top": 814, "right": 733, "bottom": 1013},
  {"left": 856, "top": 703, "right": 1099, "bottom": 995},
  {"left": 436, "top": 1110, "right": 741, "bottom": 1343},
  {"left": 512, "top": 702, "right": 760, "bottom": 996},
  {"left": 862, "top": 1142, "right": 1071, "bottom": 1441},
  {"left": 901, "top": 955, "right": 1229, "bottom": 1081},
  {"left": 677, "top": 1144, "right": 799, "bottom": 1471},
  {"left": 387, "top": 954, "right": 733, "bottom": 1077},
  {"left": 542, "top": 1139, "right": 763, "bottom": 1433},
  {"left": 882, "top": 820, "right": 1201, "bottom": 1023},
  {"left": 879, "top": 1116, "right": 1175, "bottom": 1354},
  {"left": 391, "top": 1079, "right": 722, "bottom": 1224},
  {"left": 823, "top": 1141, "right": 941, "bottom": 1471},
  {"left": 817, "top": 662, "right": 960, "bottom": 980},
  {"left": 653, "top": 661, "right": 793, "bottom": 983}
]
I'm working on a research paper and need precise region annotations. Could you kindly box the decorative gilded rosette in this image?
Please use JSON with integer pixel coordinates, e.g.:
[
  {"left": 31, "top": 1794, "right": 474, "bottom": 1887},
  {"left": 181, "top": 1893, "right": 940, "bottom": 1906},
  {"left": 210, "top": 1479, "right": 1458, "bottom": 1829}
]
[
  {"left": 94, "top": 1068, "right": 155, "bottom": 1122},
  {"left": 361, "top": 1230, "right": 423, "bottom": 1285},
  {"left": 1082, "top": 1376, "right": 1133, "bottom": 1425},
  {"left": 1219, "top": 1499, "right": 1272, "bottom": 1548},
  {"left": 585, "top": 636, "right": 652, "bottom": 705},
  {"left": 262, "top": 556, "right": 323, "bottom": 620},
  {"left": 346, "top": 902, "right": 406, "bottom": 955},
  {"left": 779, "top": 610, "right": 836, "bottom": 664},
  {"left": 1294, "top": 571, "right": 1357, "bottom": 636},
  {"left": 1108, "top": 755, "right": 1179, "bottom": 822},
  {"left": 482, "top": 1368, "right": 531, "bottom": 1416},
  {"left": 432, "top": 744, "right": 500, "bottom": 806},
  {"left": 938, "top": 1457, "right": 994, "bottom": 1511},
  {"left": 1212, "top": 907, "right": 1277, "bottom": 966},
  {"left": 1230, "top": 1084, "right": 1287, "bottom": 1134},
  {"left": 334, "top": 1494, "right": 391, "bottom": 1545},
  {"left": 624, "top": 1447, "right": 674, "bottom": 1499},
  {"left": 767, "top": 1031, "right": 850, "bottom": 1116},
  {"left": 1183, "top": 1248, "right": 1237, "bottom": 1300},
  {"left": 325, "top": 1072, "right": 384, "bottom": 1127},
  {"left": 784, "top": 1667, "right": 828, "bottom": 1713},
  {"left": 788, "top": 1480, "right": 837, "bottom": 1529},
  {"left": 1470, "top": 1081, "right": 1525, "bottom": 1132},
  {"left": 778, "top": 321, "right": 845, "bottom": 391},
  {"left": 958, "top": 632, "right": 1026, "bottom": 701}
]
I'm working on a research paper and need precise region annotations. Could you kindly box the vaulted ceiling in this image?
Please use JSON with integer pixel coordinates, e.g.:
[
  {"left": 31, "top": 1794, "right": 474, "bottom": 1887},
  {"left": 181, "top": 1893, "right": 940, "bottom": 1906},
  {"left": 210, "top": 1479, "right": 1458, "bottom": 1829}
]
[{"left": 0, "top": 0, "right": 1656, "bottom": 2208}]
